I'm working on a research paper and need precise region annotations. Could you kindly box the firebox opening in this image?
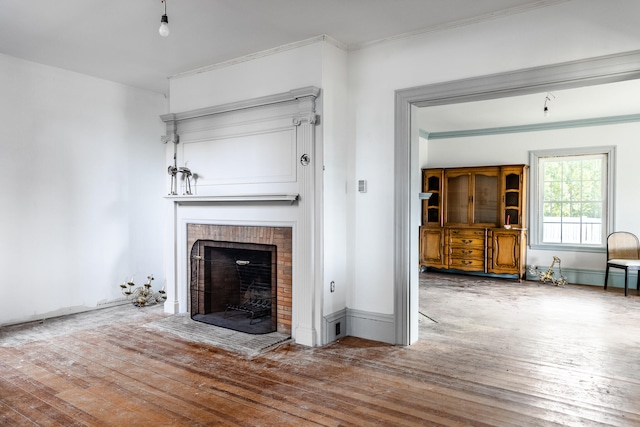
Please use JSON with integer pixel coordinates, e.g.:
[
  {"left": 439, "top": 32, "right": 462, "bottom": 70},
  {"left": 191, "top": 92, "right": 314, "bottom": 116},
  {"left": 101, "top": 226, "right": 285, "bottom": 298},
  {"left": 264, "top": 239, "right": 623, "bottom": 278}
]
[{"left": 190, "top": 240, "right": 277, "bottom": 334}]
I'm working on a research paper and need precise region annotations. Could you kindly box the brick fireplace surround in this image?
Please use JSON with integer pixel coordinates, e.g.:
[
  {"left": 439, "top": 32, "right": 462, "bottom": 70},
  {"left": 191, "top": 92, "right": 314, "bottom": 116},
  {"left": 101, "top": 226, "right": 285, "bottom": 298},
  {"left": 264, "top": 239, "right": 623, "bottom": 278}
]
[{"left": 186, "top": 224, "right": 293, "bottom": 335}]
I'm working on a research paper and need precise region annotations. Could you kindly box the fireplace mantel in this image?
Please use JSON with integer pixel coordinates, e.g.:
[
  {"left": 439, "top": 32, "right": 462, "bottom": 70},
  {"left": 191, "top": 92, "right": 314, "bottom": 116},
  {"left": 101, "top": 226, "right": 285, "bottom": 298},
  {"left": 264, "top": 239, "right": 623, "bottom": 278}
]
[
  {"left": 163, "top": 86, "right": 321, "bottom": 347},
  {"left": 165, "top": 194, "right": 299, "bottom": 204}
]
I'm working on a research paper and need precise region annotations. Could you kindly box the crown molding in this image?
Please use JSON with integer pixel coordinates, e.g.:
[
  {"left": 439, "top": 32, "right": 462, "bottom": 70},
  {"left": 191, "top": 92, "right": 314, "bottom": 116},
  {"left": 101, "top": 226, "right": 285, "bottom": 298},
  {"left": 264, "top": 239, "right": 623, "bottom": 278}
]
[
  {"left": 169, "top": 35, "right": 347, "bottom": 81},
  {"left": 428, "top": 114, "right": 640, "bottom": 140},
  {"left": 350, "top": 0, "right": 569, "bottom": 52},
  {"left": 160, "top": 86, "right": 320, "bottom": 122}
]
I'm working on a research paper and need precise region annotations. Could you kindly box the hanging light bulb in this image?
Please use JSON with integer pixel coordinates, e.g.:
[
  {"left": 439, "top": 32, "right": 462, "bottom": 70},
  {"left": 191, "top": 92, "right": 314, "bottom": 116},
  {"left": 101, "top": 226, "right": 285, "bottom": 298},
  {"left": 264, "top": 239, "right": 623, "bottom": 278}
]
[
  {"left": 159, "top": 0, "right": 170, "bottom": 37},
  {"left": 543, "top": 92, "right": 555, "bottom": 117}
]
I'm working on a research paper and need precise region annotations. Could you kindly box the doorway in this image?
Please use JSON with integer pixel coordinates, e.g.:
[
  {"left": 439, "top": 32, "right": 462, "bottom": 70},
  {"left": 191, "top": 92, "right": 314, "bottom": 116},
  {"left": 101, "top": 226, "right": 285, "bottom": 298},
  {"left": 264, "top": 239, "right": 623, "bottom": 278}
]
[{"left": 394, "top": 49, "right": 640, "bottom": 345}]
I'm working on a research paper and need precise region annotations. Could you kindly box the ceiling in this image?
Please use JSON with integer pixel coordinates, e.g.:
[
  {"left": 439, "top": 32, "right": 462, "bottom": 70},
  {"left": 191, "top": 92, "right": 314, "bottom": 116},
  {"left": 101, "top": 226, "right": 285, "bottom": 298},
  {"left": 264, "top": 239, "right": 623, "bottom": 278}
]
[
  {"left": 418, "top": 78, "right": 640, "bottom": 133},
  {"left": 3, "top": 0, "right": 637, "bottom": 130},
  {"left": 0, "top": 0, "right": 566, "bottom": 95}
]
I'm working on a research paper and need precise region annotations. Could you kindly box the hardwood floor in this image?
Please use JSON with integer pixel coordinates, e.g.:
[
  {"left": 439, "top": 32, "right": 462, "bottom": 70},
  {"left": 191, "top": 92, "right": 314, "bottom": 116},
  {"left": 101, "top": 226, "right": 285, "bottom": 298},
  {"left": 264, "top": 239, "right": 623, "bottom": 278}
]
[{"left": 1, "top": 273, "right": 640, "bottom": 426}]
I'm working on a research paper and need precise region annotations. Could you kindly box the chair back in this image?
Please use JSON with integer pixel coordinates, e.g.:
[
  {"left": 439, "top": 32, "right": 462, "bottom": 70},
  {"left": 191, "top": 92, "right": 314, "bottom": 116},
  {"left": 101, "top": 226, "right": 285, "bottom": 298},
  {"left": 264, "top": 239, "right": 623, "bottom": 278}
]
[{"left": 607, "top": 232, "right": 640, "bottom": 261}]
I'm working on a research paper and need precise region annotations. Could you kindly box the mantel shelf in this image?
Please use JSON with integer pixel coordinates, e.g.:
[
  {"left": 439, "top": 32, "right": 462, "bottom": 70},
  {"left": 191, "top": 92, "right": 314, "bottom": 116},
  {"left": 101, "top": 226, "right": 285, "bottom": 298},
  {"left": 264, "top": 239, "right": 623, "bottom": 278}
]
[{"left": 164, "top": 194, "right": 299, "bottom": 204}]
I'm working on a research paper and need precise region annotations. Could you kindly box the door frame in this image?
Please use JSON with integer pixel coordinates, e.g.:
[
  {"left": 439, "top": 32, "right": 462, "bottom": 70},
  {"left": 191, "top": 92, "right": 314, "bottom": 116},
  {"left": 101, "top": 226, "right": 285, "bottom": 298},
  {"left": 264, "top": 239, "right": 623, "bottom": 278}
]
[{"left": 394, "top": 49, "right": 640, "bottom": 345}]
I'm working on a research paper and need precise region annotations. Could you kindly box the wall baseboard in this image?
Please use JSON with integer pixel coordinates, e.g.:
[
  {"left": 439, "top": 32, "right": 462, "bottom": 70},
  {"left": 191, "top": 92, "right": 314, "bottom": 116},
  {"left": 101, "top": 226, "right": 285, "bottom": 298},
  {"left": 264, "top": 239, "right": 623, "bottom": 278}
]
[
  {"left": 0, "top": 299, "right": 132, "bottom": 328},
  {"left": 346, "top": 308, "right": 395, "bottom": 345},
  {"left": 323, "top": 308, "right": 347, "bottom": 345},
  {"left": 526, "top": 265, "right": 637, "bottom": 289}
]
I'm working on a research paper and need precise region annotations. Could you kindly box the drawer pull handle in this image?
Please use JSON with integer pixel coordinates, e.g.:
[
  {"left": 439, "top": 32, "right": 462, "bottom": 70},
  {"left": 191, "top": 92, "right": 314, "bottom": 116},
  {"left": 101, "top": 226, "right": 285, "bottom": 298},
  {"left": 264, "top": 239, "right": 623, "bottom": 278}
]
[
  {"left": 462, "top": 250, "right": 472, "bottom": 255},
  {"left": 462, "top": 239, "right": 473, "bottom": 244},
  {"left": 462, "top": 260, "right": 472, "bottom": 265}
]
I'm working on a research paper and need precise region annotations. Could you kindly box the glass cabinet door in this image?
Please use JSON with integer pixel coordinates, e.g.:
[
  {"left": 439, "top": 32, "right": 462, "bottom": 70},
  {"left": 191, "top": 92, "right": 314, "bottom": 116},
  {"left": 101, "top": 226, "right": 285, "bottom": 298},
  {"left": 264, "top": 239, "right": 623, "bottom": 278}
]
[
  {"left": 423, "top": 169, "right": 443, "bottom": 226},
  {"left": 473, "top": 172, "right": 499, "bottom": 224},
  {"left": 500, "top": 166, "right": 527, "bottom": 228},
  {"left": 446, "top": 173, "right": 470, "bottom": 224}
]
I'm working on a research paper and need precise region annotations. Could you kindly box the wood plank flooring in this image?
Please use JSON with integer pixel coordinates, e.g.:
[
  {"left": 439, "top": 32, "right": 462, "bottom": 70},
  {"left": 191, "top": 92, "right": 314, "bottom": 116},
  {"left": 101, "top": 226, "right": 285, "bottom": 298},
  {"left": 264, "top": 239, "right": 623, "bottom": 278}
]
[{"left": 1, "top": 273, "right": 640, "bottom": 426}]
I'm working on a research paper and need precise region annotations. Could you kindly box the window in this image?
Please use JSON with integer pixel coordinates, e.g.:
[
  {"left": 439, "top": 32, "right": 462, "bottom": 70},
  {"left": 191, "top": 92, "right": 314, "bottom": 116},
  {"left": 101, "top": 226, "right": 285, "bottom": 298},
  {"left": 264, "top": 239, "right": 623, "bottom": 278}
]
[{"left": 529, "top": 146, "right": 615, "bottom": 252}]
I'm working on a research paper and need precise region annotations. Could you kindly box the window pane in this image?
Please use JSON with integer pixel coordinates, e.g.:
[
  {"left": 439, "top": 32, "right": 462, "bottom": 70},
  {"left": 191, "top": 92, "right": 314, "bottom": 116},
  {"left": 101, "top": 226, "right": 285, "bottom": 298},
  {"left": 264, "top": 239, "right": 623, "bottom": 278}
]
[
  {"left": 582, "top": 202, "right": 602, "bottom": 219},
  {"left": 543, "top": 202, "right": 552, "bottom": 217},
  {"left": 539, "top": 153, "right": 606, "bottom": 246},
  {"left": 564, "top": 160, "right": 582, "bottom": 181},
  {"left": 582, "top": 180, "right": 600, "bottom": 201},
  {"left": 544, "top": 181, "right": 561, "bottom": 201},
  {"left": 581, "top": 159, "right": 601, "bottom": 180},
  {"left": 544, "top": 161, "right": 562, "bottom": 178}
]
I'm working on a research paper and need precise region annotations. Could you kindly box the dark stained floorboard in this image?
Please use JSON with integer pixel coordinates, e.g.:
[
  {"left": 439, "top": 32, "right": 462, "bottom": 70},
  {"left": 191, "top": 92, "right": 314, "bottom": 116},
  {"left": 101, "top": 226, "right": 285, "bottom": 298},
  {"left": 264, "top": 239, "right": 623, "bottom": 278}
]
[{"left": 1, "top": 272, "right": 639, "bottom": 426}]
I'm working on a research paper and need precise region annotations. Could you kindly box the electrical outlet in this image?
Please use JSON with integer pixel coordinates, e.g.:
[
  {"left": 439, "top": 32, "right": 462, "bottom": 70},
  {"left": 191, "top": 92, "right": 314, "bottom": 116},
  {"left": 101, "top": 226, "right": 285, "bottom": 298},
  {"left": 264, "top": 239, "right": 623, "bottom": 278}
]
[{"left": 335, "top": 322, "right": 341, "bottom": 336}]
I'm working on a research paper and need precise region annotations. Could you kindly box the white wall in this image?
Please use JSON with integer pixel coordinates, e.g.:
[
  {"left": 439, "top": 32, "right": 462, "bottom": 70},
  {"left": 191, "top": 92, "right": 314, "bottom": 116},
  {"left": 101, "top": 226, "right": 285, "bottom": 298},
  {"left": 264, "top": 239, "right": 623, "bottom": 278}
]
[
  {"left": 166, "top": 0, "right": 640, "bottom": 341},
  {"left": 0, "top": 54, "right": 167, "bottom": 325},
  {"left": 320, "top": 42, "right": 349, "bottom": 317},
  {"left": 6, "top": 0, "right": 638, "bottom": 339},
  {"left": 169, "top": 42, "right": 324, "bottom": 112},
  {"left": 347, "top": 0, "right": 640, "bottom": 315}
]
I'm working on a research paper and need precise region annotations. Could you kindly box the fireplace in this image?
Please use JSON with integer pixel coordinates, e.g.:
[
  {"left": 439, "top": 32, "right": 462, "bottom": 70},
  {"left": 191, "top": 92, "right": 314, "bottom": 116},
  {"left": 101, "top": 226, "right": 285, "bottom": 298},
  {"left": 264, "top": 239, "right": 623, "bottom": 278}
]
[
  {"left": 162, "top": 86, "right": 320, "bottom": 345},
  {"left": 190, "top": 240, "right": 277, "bottom": 334},
  {"left": 186, "top": 224, "right": 292, "bottom": 336}
]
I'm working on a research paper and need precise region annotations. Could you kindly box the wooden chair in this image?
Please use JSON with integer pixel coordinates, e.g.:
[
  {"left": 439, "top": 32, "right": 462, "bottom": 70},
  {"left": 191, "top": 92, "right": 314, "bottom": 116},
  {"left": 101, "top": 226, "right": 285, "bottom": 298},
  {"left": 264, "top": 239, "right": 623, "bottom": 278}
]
[{"left": 604, "top": 231, "right": 640, "bottom": 296}]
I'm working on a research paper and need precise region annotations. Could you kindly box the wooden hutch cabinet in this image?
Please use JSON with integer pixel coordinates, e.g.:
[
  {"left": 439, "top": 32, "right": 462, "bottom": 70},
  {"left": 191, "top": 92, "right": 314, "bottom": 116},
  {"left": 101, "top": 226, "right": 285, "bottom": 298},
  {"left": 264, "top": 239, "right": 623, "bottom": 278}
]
[{"left": 419, "top": 164, "right": 528, "bottom": 279}]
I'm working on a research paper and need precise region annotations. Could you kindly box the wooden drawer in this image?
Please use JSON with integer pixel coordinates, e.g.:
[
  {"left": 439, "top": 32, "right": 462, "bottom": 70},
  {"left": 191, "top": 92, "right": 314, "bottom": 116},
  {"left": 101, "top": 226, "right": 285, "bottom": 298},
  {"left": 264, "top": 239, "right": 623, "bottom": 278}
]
[
  {"left": 449, "top": 236, "right": 484, "bottom": 248},
  {"left": 449, "top": 247, "right": 484, "bottom": 260},
  {"left": 448, "top": 228, "right": 486, "bottom": 238},
  {"left": 448, "top": 258, "right": 485, "bottom": 271}
]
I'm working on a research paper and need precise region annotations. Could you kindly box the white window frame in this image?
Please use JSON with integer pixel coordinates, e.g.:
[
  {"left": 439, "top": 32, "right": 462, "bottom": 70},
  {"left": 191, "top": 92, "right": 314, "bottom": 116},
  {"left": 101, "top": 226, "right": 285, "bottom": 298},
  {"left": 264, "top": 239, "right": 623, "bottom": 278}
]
[{"left": 529, "top": 146, "right": 615, "bottom": 253}]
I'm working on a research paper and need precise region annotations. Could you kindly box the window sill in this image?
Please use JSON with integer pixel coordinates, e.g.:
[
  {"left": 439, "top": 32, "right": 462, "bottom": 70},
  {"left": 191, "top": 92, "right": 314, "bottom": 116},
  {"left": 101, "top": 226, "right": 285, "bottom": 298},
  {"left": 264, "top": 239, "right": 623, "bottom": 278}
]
[{"left": 529, "top": 243, "right": 606, "bottom": 254}]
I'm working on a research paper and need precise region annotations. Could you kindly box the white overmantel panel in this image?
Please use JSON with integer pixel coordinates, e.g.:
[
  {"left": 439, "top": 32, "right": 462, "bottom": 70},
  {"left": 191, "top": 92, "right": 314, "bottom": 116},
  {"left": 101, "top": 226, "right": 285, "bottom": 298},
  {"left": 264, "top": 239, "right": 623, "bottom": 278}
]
[
  {"left": 182, "top": 128, "right": 297, "bottom": 187},
  {"left": 162, "top": 86, "right": 322, "bottom": 346},
  {"left": 161, "top": 88, "right": 320, "bottom": 197}
]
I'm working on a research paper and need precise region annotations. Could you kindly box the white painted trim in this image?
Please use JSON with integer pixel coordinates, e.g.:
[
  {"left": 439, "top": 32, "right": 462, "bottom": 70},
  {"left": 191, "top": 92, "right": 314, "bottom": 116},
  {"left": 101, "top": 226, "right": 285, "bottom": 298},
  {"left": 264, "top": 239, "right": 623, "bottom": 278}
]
[
  {"left": 165, "top": 194, "right": 299, "bottom": 203},
  {"left": 346, "top": 308, "right": 395, "bottom": 345},
  {"left": 160, "top": 87, "right": 320, "bottom": 122},
  {"left": 354, "top": 0, "right": 569, "bottom": 52},
  {"left": 323, "top": 308, "right": 347, "bottom": 344},
  {"left": 427, "top": 114, "right": 640, "bottom": 140},
  {"left": 0, "top": 300, "right": 133, "bottom": 328}
]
